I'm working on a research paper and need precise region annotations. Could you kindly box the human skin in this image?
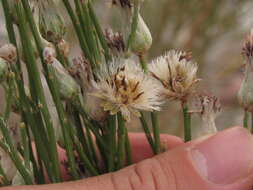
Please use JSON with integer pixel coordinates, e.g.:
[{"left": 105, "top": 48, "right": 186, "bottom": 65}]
[{"left": 1, "top": 126, "right": 253, "bottom": 190}]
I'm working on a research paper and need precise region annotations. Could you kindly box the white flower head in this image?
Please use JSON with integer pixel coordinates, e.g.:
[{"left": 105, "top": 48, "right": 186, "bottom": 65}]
[
  {"left": 149, "top": 50, "right": 200, "bottom": 102},
  {"left": 90, "top": 59, "right": 162, "bottom": 122}
]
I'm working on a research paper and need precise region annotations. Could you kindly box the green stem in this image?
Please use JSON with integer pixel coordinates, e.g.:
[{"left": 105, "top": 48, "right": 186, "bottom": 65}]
[
  {"left": 2, "top": 0, "right": 49, "bottom": 182},
  {"left": 88, "top": 2, "right": 112, "bottom": 62},
  {"left": 20, "top": 123, "right": 30, "bottom": 169},
  {"left": 47, "top": 65, "right": 79, "bottom": 179},
  {"left": 183, "top": 104, "right": 191, "bottom": 142},
  {"left": 108, "top": 115, "right": 117, "bottom": 172},
  {"left": 138, "top": 55, "right": 160, "bottom": 154},
  {"left": 0, "top": 118, "right": 33, "bottom": 185},
  {"left": 62, "top": 0, "right": 95, "bottom": 68},
  {"left": 140, "top": 113, "right": 155, "bottom": 151},
  {"left": 15, "top": 1, "right": 61, "bottom": 182},
  {"left": 117, "top": 113, "right": 126, "bottom": 169},
  {"left": 244, "top": 110, "right": 249, "bottom": 129},
  {"left": 139, "top": 54, "right": 148, "bottom": 72},
  {"left": 151, "top": 112, "right": 161, "bottom": 154},
  {"left": 125, "top": 129, "right": 133, "bottom": 166},
  {"left": 0, "top": 164, "right": 10, "bottom": 186},
  {"left": 3, "top": 74, "right": 15, "bottom": 121}
]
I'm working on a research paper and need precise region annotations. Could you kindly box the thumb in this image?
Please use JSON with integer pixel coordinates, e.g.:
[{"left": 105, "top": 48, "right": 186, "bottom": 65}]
[
  {"left": 3, "top": 127, "right": 253, "bottom": 190},
  {"left": 85, "top": 127, "right": 253, "bottom": 190}
]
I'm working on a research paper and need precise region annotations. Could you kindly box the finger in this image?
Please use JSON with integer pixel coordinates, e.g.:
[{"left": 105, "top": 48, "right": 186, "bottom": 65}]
[
  {"left": 84, "top": 127, "right": 253, "bottom": 190},
  {"left": 129, "top": 133, "right": 183, "bottom": 162},
  {"left": 57, "top": 133, "right": 183, "bottom": 179},
  {"left": 11, "top": 127, "right": 253, "bottom": 190}
]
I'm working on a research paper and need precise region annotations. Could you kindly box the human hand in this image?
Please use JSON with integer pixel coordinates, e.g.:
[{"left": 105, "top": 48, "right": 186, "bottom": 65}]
[{"left": 2, "top": 127, "right": 253, "bottom": 190}]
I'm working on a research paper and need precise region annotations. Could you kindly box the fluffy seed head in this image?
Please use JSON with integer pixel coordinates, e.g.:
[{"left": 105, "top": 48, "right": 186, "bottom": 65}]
[
  {"left": 149, "top": 50, "right": 200, "bottom": 102},
  {"left": 105, "top": 29, "right": 125, "bottom": 56},
  {"left": 90, "top": 59, "right": 162, "bottom": 122}
]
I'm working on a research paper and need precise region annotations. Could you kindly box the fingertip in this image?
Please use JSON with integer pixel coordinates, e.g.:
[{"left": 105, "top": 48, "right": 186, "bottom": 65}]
[
  {"left": 160, "top": 134, "right": 184, "bottom": 149},
  {"left": 129, "top": 133, "right": 184, "bottom": 162}
]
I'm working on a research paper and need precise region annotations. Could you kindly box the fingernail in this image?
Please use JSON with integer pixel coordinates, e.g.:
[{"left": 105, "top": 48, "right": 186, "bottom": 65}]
[{"left": 191, "top": 127, "right": 253, "bottom": 184}]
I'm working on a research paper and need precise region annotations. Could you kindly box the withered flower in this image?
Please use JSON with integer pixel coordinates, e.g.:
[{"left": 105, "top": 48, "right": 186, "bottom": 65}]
[
  {"left": 105, "top": 29, "right": 125, "bottom": 56},
  {"left": 238, "top": 30, "right": 253, "bottom": 111},
  {"left": 197, "top": 94, "right": 221, "bottom": 136}
]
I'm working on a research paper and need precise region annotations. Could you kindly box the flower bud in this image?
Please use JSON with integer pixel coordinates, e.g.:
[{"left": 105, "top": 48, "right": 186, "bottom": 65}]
[
  {"left": 130, "top": 14, "right": 152, "bottom": 55},
  {"left": 0, "top": 44, "right": 17, "bottom": 64},
  {"left": 39, "top": 1, "right": 66, "bottom": 44},
  {"left": 43, "top": 47, "right": 80, "bottom": 101},
  {"left": 0, "top": 58, "right": 8, "bottom": 83}
]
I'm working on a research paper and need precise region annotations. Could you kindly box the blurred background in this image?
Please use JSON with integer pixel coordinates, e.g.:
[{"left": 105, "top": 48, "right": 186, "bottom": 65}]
[{"left": 1, "top": 0, "right": 253, "bottom": 138}]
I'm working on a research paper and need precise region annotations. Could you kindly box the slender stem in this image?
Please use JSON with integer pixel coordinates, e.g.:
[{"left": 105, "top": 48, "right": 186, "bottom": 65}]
[
  {"left": 62, "top": 0, "right": 95, "bottom": 68},
  {"left": 140, "top": 113, "right": 155, "bottom": 151},
  {"left": 0, "top": 164, "right": 10, "bottom": 186},
  {"left": 88, "top": 2, "right": 112, "bottom": 62},
  {"left": 108, "top": 115, "right": 117, "bottom": 172},
  {"left": 139, "top": 55, "right": 161, "bottom": 154},
  {"left": 244, "top": 110, "right": 249, "bottom": 129},
  {"left": 20, "top": 123, "right": 30, "bottom": 169},
  {"left": 69, "top": 105, "right": 95, "bottom": 167},
  {"left": 15, "top": 1, "right": 61, "bottom": 181},
  {"left": 183, "top": 104, "right": 191, "bottom": 142},
  {"left": 2, "top": 0, "right": 49, "bottom": 182},
  {"left": 125, "top": 129, "right": 133, "bottom": 166},
  {"left": 139, "top": 54, "right": 148, "bottom": 72},
  {"left": 47, "top": 65, "right": 79, "bottom": 179},
  {"left": 86, "top": 126, "right": 99, "bottom": 170},
  {"left": 151, "top": 112, "right": 161, "bottom": 154},
  {"left": 0, "top": 118, "right": 33, "bottom": 185},
  {"left": 117, "top": 113, "right": 126, "bottom": 169},
  {"left": 74, "top": 142, "right": 99, "bottom": 176},
  {"left": 1, "top": 0, "right": 17, "bottom": 46},
  {"left": 3, "top": 73, "right": 15, "bottom": 120}
]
